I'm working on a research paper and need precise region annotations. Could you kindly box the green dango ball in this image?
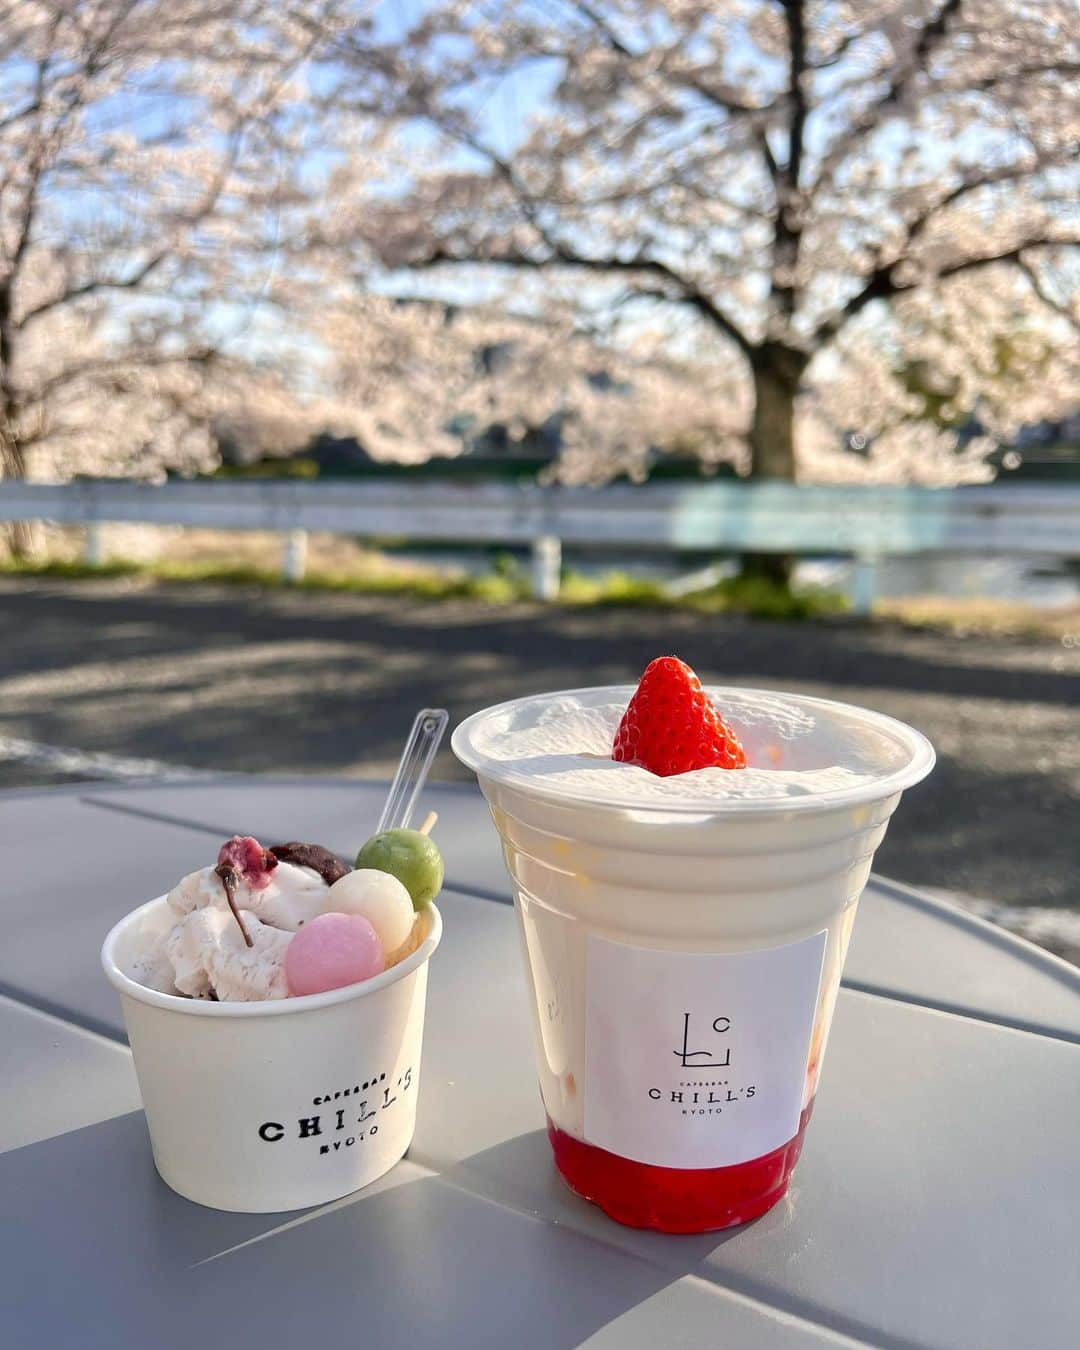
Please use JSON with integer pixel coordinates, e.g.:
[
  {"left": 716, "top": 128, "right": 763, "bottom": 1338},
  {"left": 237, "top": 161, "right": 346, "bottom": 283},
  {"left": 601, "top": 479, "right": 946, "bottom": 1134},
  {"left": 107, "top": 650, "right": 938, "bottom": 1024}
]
[{"left": 355, "top": 828, "right": 444, "bottom": 910}]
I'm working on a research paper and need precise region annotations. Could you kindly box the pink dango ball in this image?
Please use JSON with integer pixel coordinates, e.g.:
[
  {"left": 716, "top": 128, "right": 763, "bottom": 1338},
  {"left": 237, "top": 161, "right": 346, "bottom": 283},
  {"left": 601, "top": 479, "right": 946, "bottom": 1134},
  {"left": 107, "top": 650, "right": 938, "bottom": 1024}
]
[{"left": 285, "top": 913, "right": 384, "bottom": 996}]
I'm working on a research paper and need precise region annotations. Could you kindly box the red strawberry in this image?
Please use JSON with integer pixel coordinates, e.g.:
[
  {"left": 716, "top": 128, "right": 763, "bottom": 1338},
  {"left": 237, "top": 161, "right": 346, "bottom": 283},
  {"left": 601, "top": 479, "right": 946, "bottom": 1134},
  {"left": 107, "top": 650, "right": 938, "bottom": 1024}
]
[{"left": 612, "top": 656, "right": 747, "bottom": 776}]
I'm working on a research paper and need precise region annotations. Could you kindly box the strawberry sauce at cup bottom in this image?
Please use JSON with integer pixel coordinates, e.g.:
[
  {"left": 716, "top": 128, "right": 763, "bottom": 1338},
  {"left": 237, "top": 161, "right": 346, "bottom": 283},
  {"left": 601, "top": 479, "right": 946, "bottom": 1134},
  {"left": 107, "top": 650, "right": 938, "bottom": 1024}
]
[{"left": 547, "top": 1102, "right": 814, "bottom": 1233}]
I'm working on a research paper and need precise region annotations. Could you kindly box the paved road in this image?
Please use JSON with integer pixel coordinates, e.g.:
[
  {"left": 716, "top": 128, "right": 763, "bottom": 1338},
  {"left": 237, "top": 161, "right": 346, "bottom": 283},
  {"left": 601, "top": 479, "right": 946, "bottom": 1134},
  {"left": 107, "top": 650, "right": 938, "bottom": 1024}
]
[{"left": 4, "top": 576, "right": 1077, "bottom": 958}]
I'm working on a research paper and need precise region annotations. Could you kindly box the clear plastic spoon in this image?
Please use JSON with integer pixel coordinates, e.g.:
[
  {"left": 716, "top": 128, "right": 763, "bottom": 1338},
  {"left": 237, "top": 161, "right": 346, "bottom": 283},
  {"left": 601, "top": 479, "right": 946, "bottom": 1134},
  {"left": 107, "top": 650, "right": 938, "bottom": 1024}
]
[{"left": 377, "top": 708, "right": 449, "bottom": 833}]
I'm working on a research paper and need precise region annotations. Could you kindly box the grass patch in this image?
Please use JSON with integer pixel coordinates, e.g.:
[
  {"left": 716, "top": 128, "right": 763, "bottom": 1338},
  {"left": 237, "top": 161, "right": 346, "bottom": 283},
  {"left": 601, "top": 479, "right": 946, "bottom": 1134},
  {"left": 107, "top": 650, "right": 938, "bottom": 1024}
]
[
  {"left": 0, "top": 557, "right": 145, "bottom": 580},
  {"left": 876, "top": 596, "right": 1078, "bottom": 641},
  {"left": 211, "top": 458, "right": 320, "bottom": 480},
  {"left": 6, "top": 552, "right": 1070, "bottom": 636},
  {"left": 559, "top": 570, "right": 670, "bottom": 607},
  {"left": 1, "top": 553, "right": 847, "bottom": 620},
  {"left": 683, "top": 574, "right": 849, "bottom": 621},
  {"left": 0, "top": 555, "right": 525, "bottom": 603},
  {"left": 559, "top": 569, "right": 845, "bottom": 619}
]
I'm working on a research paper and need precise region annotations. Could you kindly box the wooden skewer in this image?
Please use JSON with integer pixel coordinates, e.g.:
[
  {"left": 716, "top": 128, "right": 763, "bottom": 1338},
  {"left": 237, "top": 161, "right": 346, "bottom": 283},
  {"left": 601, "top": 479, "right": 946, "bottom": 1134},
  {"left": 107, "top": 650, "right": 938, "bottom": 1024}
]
[{"left": 418, "top": 810, "right": 438, "bottom": 836}]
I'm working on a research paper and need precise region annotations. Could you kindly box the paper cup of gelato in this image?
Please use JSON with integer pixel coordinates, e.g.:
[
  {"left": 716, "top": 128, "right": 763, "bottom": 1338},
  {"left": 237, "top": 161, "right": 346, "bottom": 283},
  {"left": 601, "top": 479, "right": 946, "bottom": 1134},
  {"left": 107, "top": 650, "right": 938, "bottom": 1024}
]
[{"left": 101, "top": 834, "right": 443, "bottom": 1213}]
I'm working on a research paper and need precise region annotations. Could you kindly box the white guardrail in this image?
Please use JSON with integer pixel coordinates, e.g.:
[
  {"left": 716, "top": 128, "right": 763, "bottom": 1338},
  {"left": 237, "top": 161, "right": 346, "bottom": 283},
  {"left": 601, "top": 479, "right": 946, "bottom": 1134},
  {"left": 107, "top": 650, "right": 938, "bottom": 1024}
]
[{"left": 1, "top": 478, "right": 1077, "bottom": 612}]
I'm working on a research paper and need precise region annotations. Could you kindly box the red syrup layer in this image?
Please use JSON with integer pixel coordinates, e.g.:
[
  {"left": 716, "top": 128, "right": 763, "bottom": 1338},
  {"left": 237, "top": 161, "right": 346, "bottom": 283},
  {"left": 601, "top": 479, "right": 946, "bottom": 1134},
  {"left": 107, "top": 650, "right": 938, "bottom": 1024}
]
[{"left": 547, "top": 1101, "right": 815, "bottom": 1234}]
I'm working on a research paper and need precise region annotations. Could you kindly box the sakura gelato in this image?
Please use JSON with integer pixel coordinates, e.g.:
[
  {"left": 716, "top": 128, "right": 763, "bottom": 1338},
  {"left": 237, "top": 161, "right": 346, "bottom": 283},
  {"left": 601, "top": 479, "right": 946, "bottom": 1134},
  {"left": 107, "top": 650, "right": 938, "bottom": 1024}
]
[{"left": 127, "top": 830, "right": 442, "bottom": 1002}]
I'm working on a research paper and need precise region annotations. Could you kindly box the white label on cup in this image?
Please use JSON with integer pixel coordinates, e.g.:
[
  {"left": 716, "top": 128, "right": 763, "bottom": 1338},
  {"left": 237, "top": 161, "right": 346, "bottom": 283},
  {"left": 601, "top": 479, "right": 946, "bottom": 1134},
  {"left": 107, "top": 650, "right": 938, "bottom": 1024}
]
[{"left": 584, "top": 930, "right": 826, "bottom": 1170}]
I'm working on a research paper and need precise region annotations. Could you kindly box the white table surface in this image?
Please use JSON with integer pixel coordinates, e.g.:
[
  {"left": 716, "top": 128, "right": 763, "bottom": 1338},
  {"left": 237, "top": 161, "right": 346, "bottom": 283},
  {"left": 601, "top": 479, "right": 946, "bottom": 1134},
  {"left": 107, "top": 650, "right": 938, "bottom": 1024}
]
[{"left": 2, "top": 778, "right": 1077, "bottom": 1350}]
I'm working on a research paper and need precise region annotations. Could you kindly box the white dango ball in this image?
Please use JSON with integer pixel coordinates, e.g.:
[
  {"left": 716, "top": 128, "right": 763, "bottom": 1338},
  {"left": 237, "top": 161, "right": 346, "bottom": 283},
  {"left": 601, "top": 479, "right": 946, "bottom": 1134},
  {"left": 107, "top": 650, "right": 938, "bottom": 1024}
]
[{"left": 325, "top": 869, "right": 415, "bottom": 954}]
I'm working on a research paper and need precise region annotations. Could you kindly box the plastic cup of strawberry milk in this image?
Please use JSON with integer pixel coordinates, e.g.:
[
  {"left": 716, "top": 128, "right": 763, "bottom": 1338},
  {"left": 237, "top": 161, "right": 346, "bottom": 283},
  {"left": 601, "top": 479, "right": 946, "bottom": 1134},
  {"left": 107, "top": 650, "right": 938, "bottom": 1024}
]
[{"left": 453, "top": 684, "right": 933, "bottom": 1232}]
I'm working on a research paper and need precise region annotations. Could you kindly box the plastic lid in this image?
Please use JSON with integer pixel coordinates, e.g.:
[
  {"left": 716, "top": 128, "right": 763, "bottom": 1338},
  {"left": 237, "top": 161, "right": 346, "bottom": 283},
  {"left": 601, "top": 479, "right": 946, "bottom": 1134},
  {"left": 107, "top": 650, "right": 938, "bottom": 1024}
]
[{"left": 452, "top": 685, "right": 935, "bottom": 817}]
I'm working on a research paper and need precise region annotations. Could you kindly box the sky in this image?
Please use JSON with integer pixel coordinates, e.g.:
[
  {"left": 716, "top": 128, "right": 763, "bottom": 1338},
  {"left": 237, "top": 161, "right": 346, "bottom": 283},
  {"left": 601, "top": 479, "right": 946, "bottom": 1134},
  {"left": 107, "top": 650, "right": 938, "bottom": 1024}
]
[{"left": 5, "top": 2, "right": 1075, "bottom": 388}]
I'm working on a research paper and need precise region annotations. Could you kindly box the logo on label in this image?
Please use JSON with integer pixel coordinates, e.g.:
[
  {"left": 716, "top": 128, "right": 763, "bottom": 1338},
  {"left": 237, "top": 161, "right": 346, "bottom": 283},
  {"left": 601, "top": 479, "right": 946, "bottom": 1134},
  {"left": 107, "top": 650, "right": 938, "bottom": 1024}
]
[{"left": 674, "top": 1012, "right": 731, "bottom": 1068}]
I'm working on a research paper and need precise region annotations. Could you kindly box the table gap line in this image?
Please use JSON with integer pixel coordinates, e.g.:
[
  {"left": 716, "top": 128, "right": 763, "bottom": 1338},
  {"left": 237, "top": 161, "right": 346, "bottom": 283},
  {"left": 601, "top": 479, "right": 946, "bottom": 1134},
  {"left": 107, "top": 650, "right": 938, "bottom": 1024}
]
[
  {"left": 432, "top": 886, "right": 1080, "bottom": 1044},
  {"left": 80, "top": 794, "right": 516, "bottom": 902},
  {"left": 77, "top": 789, "right": 1080, "bottom": 1001},
  {"left": 679, "top": 1267, "right": 931, "bottom": 1350},
  {"left": 443, "top": 880, "right": 512, "bottom": 905},
  {"left": 0, "top": 979, "right": 129, "bottom": 1046},
  {"left": 79, "top": 795, "right": 250, "bottom": 839},
  {"left": 188, "top": 1172, "right": 439, "bottom": 1269},
  {"left": 14, "top": 972, "right": 1073, "bottom": 1069},
  {"left": 839, "top": 981, "right": 1080, "bottom": 1047},
  {"left": 868, "top": 877, "right": 1080, "bottom": 989},
  {"left": 25, "top": 794, "right": 1080, "bottom": 1050},
  {"left": 425, "top": 1163, "right": 899, "bottom": 1350}
]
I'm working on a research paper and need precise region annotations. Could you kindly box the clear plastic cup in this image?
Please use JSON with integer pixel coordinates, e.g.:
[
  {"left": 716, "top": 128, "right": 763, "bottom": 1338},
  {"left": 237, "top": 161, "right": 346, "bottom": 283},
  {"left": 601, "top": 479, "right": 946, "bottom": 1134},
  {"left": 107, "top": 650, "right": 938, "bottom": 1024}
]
[{"left": 453, "top": 686, "right": 933, "bottom": 1232}]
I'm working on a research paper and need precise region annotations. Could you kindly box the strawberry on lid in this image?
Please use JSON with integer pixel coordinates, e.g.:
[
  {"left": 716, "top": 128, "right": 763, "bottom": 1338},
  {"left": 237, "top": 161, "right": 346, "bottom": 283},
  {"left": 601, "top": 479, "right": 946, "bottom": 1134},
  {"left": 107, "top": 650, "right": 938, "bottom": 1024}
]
[{"left": 612, "top": 656, "right": 747, "bottom": 776}]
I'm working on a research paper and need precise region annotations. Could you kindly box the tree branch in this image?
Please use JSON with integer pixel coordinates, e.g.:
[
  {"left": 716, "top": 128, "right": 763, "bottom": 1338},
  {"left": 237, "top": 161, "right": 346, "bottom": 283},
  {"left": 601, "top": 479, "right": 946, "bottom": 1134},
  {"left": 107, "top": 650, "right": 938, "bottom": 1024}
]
[
  {"left": 936, "top": 239, "right": 1080, "bottom": 283},
  {"left": 905, "top": 152, "right": 1076, "bottom": 254},
  {"left": 810, "top": 0, "right": 962, "bottom": 194},
  {"left": 1017, "top": 256, "right": 1080, "bottom": 333},
  {"left": 16, "top": 345, "right": 215, "bottom": 409},
  {"left": 816, "top": 235, "right": 1080, "bottom": 343},
  {"left": 772, "top": 1, "right": 808, "bottom": 320},
  {"left": 17, "top": 251, "right": 170, "bottom": 328},
  {"left": 403, "top": 98, "right": 759, "bottom": 357},
  {"left": 0, "top": 96, "right": 43, "bottom": 135},
  {"left": 756, "top": 129, "right": 779, "bottom": 183},
  {"left": 567, "top": 0, "right": 768, "bottom": 118},
  {"left": 783, "top": 1, "right": 808, "bottom": 190},
  {"left": 812, "top": 132, "right": 1077, "bottom": 345},
  {"left": 412, "top": 244, "right": 755, "bottom": 357},
  {"left": 4, "top": 37, "right": 56, "bottom": 278},
  {"left": 962, "top": 61, "right": 1080, "bottom": 96},
  {"left": 811, "top": 26, "right": 866, "bottom": 71}
]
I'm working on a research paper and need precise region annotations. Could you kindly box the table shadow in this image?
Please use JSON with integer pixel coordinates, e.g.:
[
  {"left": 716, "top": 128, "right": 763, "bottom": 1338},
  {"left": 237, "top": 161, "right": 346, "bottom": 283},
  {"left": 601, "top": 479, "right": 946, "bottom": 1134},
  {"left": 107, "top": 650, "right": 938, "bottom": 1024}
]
[
  {"left": 0, "top": 1111, "right": 313, "bottom": 1347},
  {"left": 440, "top": 1128, "right": 752, "bottom": 1272},
  {"left": 0, "top": 1112, "right": 723, "bottom": 1350}
]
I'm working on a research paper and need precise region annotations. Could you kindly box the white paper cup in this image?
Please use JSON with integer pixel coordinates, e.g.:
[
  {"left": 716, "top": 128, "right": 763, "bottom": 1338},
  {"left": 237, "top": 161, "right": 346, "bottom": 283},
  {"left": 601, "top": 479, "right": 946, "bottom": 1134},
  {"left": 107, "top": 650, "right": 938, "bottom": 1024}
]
[
  {"left": 102, "top": 898, "right": 441, "bottom": 1213},
  {"left": 453, "top": 686, "right": 933, "bottom": 1231}
]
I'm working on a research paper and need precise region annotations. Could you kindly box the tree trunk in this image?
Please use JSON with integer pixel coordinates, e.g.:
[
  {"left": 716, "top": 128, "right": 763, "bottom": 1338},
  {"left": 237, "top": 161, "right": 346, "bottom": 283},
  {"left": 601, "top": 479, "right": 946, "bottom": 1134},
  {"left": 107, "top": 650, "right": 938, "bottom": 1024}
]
[
  {"left": 2, "top": 300, "right": 36, "bottom": 557},
  {"left": 741, "top": 343, "right": 808, "bottom": 588},
  {"left": 0, "top": 411, "right": 35, "bottom": 560}
]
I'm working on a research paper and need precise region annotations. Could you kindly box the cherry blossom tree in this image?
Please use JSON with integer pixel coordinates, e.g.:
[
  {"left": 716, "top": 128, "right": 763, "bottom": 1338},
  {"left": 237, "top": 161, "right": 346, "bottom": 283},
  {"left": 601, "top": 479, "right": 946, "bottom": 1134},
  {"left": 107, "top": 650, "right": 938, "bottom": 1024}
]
[
  {"left": 325, "top": 0, "right": 1079, "bottom": 574},
  {"left": 316, "top": 292, "right": 748, "bottom": 479},
  {"left": 0, "top": 0, "right": 351, "bottom": 546},
  {"left": 804, "top": 267, "right": 1080, "bottom": 483}
]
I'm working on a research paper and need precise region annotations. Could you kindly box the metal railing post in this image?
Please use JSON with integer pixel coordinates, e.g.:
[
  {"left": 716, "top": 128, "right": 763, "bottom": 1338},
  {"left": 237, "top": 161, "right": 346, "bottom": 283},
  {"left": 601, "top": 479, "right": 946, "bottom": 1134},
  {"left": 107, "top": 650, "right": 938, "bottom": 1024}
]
[
  {"left": 851, "top": 553, "right": 878, "bottom": 616},
  {"left": 84, "top": 521, "right": 105, "bottom": 568},
  {"left": 282, "top": 528, "right": 308, "bottom": 582},
  {"left": 531, "top": 534, "right": 562, "bottom": 600}
]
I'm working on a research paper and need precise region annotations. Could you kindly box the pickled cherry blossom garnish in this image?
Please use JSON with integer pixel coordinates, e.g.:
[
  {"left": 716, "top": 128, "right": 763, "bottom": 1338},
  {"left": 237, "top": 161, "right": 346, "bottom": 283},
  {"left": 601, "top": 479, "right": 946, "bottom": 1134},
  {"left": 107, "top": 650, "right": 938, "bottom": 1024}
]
[{"left": 214, "top": 835, "right": 278, "bottom": 947}]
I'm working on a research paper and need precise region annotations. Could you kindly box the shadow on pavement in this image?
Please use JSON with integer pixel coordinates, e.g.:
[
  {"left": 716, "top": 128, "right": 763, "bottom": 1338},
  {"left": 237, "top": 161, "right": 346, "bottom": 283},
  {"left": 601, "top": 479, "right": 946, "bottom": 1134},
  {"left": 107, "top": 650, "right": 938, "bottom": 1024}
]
[{"left": 2, "top": 580, "right": 1077, "bottom": 911}]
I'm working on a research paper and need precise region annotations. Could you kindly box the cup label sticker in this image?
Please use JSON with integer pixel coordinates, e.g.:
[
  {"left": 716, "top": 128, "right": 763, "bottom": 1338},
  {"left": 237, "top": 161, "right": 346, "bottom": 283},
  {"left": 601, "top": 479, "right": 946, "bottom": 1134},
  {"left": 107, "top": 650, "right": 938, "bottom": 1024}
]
[{"left": 585, "top": 930, "right": 826, "bottom": 1169}]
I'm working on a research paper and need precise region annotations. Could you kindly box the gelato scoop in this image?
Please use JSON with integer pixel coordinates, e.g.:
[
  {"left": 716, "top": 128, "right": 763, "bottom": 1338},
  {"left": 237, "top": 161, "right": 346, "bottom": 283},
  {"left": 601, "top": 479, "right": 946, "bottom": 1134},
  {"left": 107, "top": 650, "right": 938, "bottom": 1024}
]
[
  {"left": 128, "top": 829, "right": 442, "bottom": 1003},
  {"left": 167, "top": 906, "right": 292, "bottom": 1001}
]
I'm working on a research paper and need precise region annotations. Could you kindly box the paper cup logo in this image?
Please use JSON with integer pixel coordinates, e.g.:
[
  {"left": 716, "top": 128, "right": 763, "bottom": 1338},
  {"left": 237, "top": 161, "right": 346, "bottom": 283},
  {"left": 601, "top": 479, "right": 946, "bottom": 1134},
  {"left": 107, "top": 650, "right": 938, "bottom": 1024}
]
[{"left": 257, "top": 1066, "right": 414, "bottom": 1156}]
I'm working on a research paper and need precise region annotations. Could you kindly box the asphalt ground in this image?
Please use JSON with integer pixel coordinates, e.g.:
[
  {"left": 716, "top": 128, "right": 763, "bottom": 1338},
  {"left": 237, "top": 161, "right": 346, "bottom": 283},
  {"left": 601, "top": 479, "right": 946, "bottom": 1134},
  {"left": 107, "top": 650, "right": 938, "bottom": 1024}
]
[{"left": 3, "top": 576, "right": 1077, "bottom": 960}]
